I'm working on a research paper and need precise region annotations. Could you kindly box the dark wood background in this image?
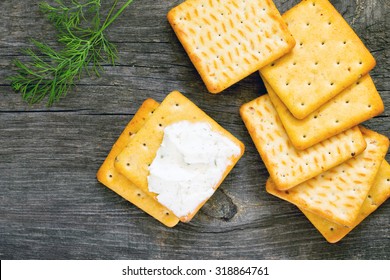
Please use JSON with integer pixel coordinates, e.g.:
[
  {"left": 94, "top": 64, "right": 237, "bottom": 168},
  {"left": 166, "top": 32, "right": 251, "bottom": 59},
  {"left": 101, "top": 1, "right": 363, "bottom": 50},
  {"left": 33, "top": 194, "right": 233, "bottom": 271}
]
[{"left": 0, "top": 0, "right": 389, "bottom": 260}]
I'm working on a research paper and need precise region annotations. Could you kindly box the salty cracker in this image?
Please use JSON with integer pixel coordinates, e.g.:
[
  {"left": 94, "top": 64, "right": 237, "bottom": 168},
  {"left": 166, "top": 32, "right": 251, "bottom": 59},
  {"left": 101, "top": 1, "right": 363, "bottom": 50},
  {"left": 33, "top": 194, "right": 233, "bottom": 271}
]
[
  {"left": 265, "top": 75, "right": 384, "bottom": 150},
  {"left": 168, "top": 0, "right": 295, "bottom": 93},
  {"left": 97, "top": 99, "right": 179, "bottom": 227},
  {"left": 240, "top": 95, "right": 366, "bottom": 190},
  {"left": 266, "top": 127, "right": 389, "bottom": 227},
  {"left": 115, "top": 91, "right": 245, "bottom": 222},
  {"left": 301, "top": 160, "right": 390, "bottom": 243},
  {"left": 260, "top": 0, "right": 376, "bottom": 119}
]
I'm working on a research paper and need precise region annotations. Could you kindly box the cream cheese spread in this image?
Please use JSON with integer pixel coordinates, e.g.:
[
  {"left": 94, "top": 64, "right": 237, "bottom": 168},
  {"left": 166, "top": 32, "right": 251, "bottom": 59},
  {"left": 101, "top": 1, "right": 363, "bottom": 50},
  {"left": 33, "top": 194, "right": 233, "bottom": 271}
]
[{"left": 147, "top": 120, "right": 241, "bottom": 218}]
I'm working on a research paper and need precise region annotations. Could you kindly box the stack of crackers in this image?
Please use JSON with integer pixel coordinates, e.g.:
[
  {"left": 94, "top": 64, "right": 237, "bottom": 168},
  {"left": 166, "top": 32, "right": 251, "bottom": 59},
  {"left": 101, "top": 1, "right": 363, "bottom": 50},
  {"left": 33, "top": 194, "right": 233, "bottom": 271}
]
[
  {"left": 96, "top": 0, "right": 388, "bottom": 242},
  {"left": 238, "top": 0, "right": 389, "bottom": 243},
  {"left": 97, "top": 91, "right": 244, "bottom": 227}
]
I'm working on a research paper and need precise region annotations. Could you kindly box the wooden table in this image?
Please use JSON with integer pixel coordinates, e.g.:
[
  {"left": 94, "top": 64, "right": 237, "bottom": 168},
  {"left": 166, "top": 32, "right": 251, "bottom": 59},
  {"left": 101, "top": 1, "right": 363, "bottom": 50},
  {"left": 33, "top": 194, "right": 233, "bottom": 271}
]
[{"left": 0, "top": 0, "right": 389, "bottom": 259}]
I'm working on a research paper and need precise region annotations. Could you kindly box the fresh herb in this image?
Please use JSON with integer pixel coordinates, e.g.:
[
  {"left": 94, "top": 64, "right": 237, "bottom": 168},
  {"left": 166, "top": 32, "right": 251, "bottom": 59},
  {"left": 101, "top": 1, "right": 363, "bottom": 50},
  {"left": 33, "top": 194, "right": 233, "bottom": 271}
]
[{"left": 9, "top": 0, "right": 134, "bottom": 106}]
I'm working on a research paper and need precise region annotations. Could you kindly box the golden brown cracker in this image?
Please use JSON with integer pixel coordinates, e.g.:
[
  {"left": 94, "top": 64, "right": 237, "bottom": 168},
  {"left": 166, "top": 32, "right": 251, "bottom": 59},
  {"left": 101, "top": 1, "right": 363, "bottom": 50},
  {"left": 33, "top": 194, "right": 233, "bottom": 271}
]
[
  {"left": 115, "top": 91, "right": 245, "bottom": 222},
  {"left": 168, "top": 0, "right": 295, "bottom": 93},
  {"left": 260, "top": 0, "right": 376, "bottom": 119}
]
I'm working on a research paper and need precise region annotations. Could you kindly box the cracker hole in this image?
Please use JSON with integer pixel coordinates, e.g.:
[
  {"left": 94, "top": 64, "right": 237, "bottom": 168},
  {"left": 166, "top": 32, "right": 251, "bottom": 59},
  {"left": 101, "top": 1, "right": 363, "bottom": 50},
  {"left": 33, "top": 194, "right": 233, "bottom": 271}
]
[
  {"left": 126, "top": 163, "right": 130, "bottom": 166},
  {"left": 351, "top": 152, "right": 356, "bottom": 156},
  {"left": 335, "top": 120, "right": 339, "bottom": 123},
  {"left": 307, "top": 82, "right": 311, "bottom": 86},
  {"left": 165, "top": 211, "right": 170, "bottom": 216},
  {"left": 299, "top": 42, "right": 303, "bottom": 46},
  {"left": 285, "top": 190, "right": 289, "bottom": 194},
  {"left": 345, "top": 100, "right": 350, "bottom": 104},
  {"left": 303, "top": 135, "right": 307, "bottom": 138},
  {"left": 314, "top": 61, "right": 318, "bottom": 65},
  {"left": 108, "top": 174, "right": 113, "bottom": 178},
  {"left": 312, "top": 2, "right": 316, "bottom": 6},
  {"left": 337, "top": 61, "right": 340, "bottom": 65},
  {"left": 305, "top": 163, "right": 309, "bottom": 166},
  {"left": 143, "top": 143, "right": 146, "bottom": 147},
  {"left": 343, "top": 41, "right": 347, "bottom": 44},
  {"left": 359, "top": 61, "right": 362, "bottom": 65},
  {"left": 137, "top": 193, "right": 141, "bottom": 197},
  {"left": 356, "top": 81, "right": 360, "bottom": 85},
  {"left": 314, "top": 115, "right": 318, "bottom": 119},
  {"left": 330, "top": 82, "right": 334, "bottom": 86},
  {"left": 159, "top": 123, "right": 162, "bottom": 127},
  {"left": 328, "top": 21, "right": 332, "bottom": 25},
  {"left": 306, "top": 22, "right": 310, "bottom": 26},
  {"left": 301, "top": 102, "right": 305, "bottom": 106},
  {"left": 129, "top": 131, "right": 133, "bottom": 136},
  {"left": 368, "top": 104, "right": 371, "bottom": 108},
  {"left": 368, "top": 195, "right": 372, "bottom": 199},
  {"left": 387, "top": 179, "right": 389, "bottom": 182},
  {"left": 321, "top": 41, "right": 325, "bottom": 45},
  {"left": 271, "top": 63, "right": 275, "bottom": 67},
  {"left": 330, "top": 227, "right": 334, "bottom": 231},
  {"left": 293, "top": 62, "right": 296, "bottom": 65},
  {"left": 348, "top": 67, "right": 351, "bottom": 72},
  {"left": 328, "top": 152, "right": 331, "bottom": 155}
]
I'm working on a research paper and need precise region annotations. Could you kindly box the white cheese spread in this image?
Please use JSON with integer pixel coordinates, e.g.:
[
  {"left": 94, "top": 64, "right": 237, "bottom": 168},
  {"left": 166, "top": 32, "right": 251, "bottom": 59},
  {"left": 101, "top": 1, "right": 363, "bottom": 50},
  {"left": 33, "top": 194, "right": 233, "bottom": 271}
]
[{"left": 147, "top": 121, "right": 241, "bottom": 218}]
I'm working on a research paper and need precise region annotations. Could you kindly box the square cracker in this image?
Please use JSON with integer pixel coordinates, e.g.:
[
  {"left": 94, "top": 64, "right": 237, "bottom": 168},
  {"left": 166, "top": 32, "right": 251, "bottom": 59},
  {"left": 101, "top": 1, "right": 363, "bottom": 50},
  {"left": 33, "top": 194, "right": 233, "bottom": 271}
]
[
  {"left": 168, "top": 0, "right": 295, "bottom": 93},
  {"left": 115, "top": 91, "right": 245, "bottom": 222},
  {"left": 266, "top": 127, "right": 389, "bottom": 227},
  {"left": 301, "top": 160, "right": 390, "bottom": 243},
  {"left": 97, "top": 99, "right": 180, "bottom": 227},
  {"left": 240, "top": 95, "right": 366, "bottom": 190},
  {"left": 265, "top": 75, "right": 384, "bottom": 150},
  {"left": 260, "top": 0, "right": 376, "bottom": 119}
]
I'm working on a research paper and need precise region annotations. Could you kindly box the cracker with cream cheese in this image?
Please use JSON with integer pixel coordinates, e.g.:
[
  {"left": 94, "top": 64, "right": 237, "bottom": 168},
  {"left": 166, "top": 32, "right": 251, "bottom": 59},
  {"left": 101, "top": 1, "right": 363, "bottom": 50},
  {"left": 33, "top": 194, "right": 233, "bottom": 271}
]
[
  {"left": 115, "top": 91, "right": 245, "bottom": 222},
  {"left": 96, "top": 99, "right": 180, "bottom": 227}
]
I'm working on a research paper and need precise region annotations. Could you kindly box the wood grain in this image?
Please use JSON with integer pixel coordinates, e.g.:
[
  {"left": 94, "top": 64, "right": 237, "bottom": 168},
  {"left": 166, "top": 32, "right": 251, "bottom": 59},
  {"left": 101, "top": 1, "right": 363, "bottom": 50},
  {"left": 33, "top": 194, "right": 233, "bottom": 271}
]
[{"left": 0, "top": 0, "right": 389, "bottom": 259}]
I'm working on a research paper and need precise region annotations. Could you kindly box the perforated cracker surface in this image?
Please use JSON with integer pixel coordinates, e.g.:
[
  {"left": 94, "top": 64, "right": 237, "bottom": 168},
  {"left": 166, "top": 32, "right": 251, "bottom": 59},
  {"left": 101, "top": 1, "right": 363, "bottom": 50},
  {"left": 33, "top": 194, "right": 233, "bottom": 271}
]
[
  {"left": 240, "top": 95, "right": 366, "bottom": 190},
  {"left": 96, "top": 99, "right": 180, "bottom": 227},
  {"left": 168, "top": 0, "right": 295, "bottom": 93},
  {"left": 266, "top": 127, "right": 389, "bottom": 227},
  {"left": 301, "top": 160, "right": 390, "bottom": 243},
  {"left": 115, "top": 91, "right": 245, "bottom": 222},
  {"left": 265, "top": 75, "right": 384, "bottom": 150},
  {"left": 260, "top": 0, "right": 376, "bottom": 119}
]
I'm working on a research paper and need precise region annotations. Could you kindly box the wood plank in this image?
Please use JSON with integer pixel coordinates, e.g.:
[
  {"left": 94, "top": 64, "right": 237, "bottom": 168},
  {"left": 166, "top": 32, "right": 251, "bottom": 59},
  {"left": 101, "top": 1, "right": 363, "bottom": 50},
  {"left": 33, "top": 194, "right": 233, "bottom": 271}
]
[{"left": 0, "top": 0, "right": 389, "bottom": 259}]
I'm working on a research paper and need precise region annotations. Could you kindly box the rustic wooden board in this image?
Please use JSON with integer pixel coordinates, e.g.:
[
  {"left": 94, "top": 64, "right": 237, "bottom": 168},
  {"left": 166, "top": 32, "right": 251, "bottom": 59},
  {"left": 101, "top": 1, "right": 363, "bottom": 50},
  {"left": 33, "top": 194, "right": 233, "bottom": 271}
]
[{"left": 0, "top": 0, "right": 389, "bottom": 259}]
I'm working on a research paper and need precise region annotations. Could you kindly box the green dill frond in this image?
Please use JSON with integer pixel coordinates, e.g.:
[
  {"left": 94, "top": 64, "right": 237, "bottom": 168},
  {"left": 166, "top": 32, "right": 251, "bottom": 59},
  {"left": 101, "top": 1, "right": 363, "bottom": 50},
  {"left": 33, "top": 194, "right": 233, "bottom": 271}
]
[{"left": 9, "top": 0, "right": 133, "bottom": 106}]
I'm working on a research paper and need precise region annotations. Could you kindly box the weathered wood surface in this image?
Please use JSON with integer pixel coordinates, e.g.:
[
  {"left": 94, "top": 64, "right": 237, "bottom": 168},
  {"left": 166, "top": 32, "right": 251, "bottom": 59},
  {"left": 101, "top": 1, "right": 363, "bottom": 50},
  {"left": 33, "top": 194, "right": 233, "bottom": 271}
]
[{"left": 0, "top": 0, "right": 389, "bottom": 260}]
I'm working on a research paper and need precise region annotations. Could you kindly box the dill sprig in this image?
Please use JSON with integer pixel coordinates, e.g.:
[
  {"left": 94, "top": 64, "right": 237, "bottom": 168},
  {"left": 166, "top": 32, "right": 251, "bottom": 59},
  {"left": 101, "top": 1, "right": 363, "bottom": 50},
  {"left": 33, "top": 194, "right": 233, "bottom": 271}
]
[{"left": 9, "top": 0, "right": 134, "bottom": 106}]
